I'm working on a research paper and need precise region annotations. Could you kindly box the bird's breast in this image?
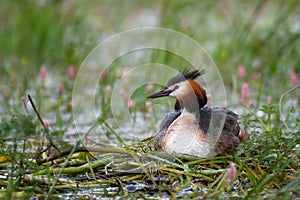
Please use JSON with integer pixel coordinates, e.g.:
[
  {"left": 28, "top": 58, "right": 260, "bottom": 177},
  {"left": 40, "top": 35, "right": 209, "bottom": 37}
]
[{"left": 162, "top": 111, "right": 216, "bottom": 157}]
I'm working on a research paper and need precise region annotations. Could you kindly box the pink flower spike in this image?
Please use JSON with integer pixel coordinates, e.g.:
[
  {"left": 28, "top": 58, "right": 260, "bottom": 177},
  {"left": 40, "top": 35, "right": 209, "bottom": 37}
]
[
  {"left": 69, "top": 100, "right": 74, "bottom": 108},
  {"left": 228, "top": 162, "right": 237, "bottom": 183},
  {"left": 145, "top": 113, "right": 151, "bottom": 120},
  {"left": 21, "top": 96, "right": 28, "bottom": 111},
  {"left": 146, "top": 101, "right": 152, "bottom": 112},
  {"left": 119, "top": 89, "right": 127, "bottom": 101},
  {"left": 237, "top": 65, "right": 246, "bottom": 79},
  {"left": 248, "top": 99, "right": 254, "bottom": 107},
  {"left": 84, "top": 136, "right": 88, "bottom": 145},
  {"left": 40, "top": 65, "right": 47, "bottom": 81},
  {"left": 241, "top": 83, "right": 249, "bottom": 102},
  {"left": 100, "top": 69, "right": 108, "bottom": 81},
  {"left": 146, "top": 83, "right": 154, "bottom": 92},
  {"left": 146, "top": 101, "right": 152, "bottom": 109},
  {"left": 206, "top": 93, "right": 212, "bottom": 106},
  {"left": 21, "top": 96, "right": 26, "bottom": 105},
  {"left": 58, "top": 82, "right": 64, "bottom": 95},
  {"left": 267, "top": 96, "right": 273, "bottom": 105},
  {"left": 105, "top": 86, "right": 112, "bottom": 97},
  {"left": 44, "top": 120, "right": 50, "bottom": 129},
  {"left": 122, "top": 72, "right": 129, "bottom": 84},
  {"left": 290, "top": 70, "right": 298, "bottom": 86},
  {"left": 1, "top": 90, "right": 9, "bottom": 99},
  {"left": 127, "top": 99, "right": 135, "bottom": 109},
  {"left": 68, "top": 65, "right": 75, "bottom": 80}
]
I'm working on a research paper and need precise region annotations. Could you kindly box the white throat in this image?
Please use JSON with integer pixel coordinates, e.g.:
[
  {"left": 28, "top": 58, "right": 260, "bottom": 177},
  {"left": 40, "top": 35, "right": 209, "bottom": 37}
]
[{"left": 163, "top": 108, "right": 216, "bottom": 157}]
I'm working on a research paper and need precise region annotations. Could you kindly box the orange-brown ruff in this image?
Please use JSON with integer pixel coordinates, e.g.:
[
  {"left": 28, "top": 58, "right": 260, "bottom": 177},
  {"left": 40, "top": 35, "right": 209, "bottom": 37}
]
[{"left": 147, "top": 69, "right": 248, "bottom": 157}]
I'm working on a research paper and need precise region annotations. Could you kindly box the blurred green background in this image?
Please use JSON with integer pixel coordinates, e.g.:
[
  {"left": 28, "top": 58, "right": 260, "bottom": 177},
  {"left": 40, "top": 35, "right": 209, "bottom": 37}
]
[
  {"left": 0, "top": 0, "right": 299, "bottom": 123},
  {"left": 1, "top": 0, "right": 299, "bottom": 107}
]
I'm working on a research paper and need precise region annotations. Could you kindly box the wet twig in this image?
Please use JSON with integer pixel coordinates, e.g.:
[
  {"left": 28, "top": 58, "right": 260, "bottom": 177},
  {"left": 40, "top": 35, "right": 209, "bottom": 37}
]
[
  {"left": 27, "top": 94, "right": 60, "bottom": 157},
  {"left": 37, "top": 146, "right": 131, "bottom": 165}
]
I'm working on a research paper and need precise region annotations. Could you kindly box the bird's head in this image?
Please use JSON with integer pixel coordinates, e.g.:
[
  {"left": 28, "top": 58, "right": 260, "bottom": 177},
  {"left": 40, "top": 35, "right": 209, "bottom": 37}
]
[{"left": 147, "top": 69, "right": 207, "bottom": 110}]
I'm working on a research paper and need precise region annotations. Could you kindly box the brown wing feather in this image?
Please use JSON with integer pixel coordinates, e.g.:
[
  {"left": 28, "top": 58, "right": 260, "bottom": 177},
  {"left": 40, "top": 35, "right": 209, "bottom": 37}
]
[{"left": 199, "top": 107, "right": 242, "bottom": 155}]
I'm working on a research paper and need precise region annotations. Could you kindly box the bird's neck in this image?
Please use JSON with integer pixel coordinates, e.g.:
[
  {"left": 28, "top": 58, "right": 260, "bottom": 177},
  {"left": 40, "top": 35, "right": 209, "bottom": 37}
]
[
  {"left": 175, "top": 83, "right": 207, "bottom": 114},
  {"left": 177, "top": 95, "right": 205, "bottom": 118}
]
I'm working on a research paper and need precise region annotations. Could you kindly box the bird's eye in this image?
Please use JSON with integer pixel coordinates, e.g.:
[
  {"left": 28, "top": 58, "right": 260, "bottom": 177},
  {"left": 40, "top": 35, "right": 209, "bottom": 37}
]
[{"left": 174, "top": 85, "right": 179, "bottom": 90}]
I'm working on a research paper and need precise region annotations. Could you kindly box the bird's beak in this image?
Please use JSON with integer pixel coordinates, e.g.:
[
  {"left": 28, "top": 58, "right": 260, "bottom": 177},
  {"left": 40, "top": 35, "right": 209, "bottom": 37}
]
[{"left": 147, "top": 88, "right": 172, "bottom": 99}]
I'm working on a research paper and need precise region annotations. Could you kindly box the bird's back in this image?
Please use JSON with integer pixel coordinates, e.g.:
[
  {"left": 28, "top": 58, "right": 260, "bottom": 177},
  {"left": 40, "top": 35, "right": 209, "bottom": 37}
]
[{"left": 198, "top": 107, "right": 242, "bottom": 154}]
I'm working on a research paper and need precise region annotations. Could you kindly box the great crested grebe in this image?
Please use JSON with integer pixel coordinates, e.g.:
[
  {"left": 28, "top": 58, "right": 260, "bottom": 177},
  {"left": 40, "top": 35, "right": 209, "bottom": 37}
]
[{"left": 147, "top": 69, "right": 248, "bottom": 158}]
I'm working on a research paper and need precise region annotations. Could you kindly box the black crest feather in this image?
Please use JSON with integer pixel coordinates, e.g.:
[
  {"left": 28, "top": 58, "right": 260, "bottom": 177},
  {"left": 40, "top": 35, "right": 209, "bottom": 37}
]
[
  {"left": 166, "top": 68, "right": 205, "bottom": 87},
  {"left": 182, "top": 68, "right": 205, "bottom": 79}
]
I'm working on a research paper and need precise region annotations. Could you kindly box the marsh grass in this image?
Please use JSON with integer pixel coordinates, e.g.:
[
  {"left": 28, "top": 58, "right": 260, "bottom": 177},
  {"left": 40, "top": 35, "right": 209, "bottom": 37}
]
[{"left": 0, "top": 0, "right": 299, "bottom": 199}]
